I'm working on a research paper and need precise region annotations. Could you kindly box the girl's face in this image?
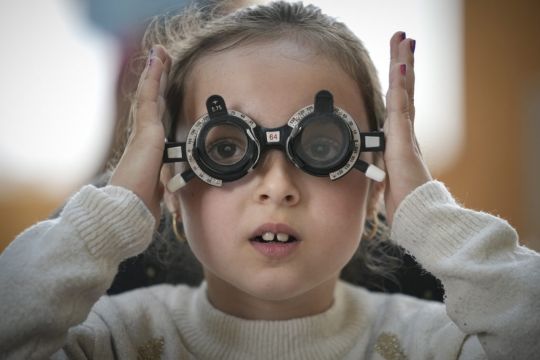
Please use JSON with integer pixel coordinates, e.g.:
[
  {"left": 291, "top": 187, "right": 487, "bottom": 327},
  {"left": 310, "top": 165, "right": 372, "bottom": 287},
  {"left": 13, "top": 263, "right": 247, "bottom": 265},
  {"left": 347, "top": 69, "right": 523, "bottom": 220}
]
[{"left": 173, "top": 39, "right": 374, "bottom": 319}]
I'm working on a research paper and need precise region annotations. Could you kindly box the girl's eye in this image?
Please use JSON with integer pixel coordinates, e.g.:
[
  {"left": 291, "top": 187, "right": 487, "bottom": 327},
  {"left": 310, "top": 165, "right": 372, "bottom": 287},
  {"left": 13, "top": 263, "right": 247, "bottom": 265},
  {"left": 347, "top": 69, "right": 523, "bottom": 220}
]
[
  {"left": 303, "top": 138, "right": 341, "bottom": 164},
  {"left": 206, "top": 139, "right": 246, "bottom": 165}
]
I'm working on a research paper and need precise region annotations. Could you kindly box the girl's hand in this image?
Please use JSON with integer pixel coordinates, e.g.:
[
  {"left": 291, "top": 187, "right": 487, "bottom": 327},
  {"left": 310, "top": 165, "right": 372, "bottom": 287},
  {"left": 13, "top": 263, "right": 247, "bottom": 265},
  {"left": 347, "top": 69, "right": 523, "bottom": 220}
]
[
  {"left": 110, "top": 46, "right": 172, "bottom": 224},
  {"left": 383, "top": 32, "right": 432, "bottom": 225}
]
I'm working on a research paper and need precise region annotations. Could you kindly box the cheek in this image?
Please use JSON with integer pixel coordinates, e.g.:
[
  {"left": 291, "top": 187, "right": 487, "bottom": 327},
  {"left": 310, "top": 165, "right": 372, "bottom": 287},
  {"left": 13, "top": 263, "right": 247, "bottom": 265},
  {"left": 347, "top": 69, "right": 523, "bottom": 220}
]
[
  {"left": 306, "top": 176, "right": 370, "bottom": 249},
  {"left": 312, "top": 176, "right": 369, "bottom": 226},
  {"left": 177, "top": 184, "right": 241, "bottom": 260},
  {"left": 296, "top": 185, "right": 368, "bottom": 281}
]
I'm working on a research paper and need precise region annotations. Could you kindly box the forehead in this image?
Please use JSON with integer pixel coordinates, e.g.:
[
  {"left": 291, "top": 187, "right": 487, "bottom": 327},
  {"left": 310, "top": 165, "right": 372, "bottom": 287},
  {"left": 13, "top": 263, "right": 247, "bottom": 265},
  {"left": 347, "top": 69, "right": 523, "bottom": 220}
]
[{"left": 181, "top": 39, "right": 368, "bottom": 131}]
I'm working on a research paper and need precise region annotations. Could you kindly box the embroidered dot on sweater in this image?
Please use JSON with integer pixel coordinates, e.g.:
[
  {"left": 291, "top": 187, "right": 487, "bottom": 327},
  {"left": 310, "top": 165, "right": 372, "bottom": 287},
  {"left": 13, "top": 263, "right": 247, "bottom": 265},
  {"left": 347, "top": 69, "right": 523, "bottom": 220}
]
[
  {"left": 137, "top": 337, "right": 164, "bottom": 360},
  {"left": 374, "top": 332, "right": 407, "bottom": 360}
]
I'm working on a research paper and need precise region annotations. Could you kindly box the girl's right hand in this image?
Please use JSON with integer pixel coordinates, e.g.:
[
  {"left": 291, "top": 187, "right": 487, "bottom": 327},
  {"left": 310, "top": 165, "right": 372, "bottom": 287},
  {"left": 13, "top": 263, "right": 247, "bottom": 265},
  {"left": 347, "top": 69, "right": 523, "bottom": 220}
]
[{"left": 110, "top": 46, "right": 172, "bottom": 224}]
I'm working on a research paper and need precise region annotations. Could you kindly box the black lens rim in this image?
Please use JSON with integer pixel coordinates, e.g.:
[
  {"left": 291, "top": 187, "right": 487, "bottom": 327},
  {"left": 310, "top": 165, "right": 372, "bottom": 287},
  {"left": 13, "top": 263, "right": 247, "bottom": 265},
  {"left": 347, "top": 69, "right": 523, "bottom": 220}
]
[
  {"left": 287, "top": 112, "right": 353, "bottom": 176},
  {"left": 194, "top": 115, "right": 259, "bottom": 182}
]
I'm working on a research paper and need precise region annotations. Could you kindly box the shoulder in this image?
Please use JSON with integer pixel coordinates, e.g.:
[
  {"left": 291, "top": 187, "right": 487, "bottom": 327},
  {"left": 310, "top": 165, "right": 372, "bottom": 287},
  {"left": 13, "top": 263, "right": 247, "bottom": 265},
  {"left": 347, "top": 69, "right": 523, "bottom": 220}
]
[
  {"left": 89, "top": 284, "right": 199, "bottom": 333},
  {"left": 341, "top": 281, "right": 445, "bottom": 315},
  {"left": 62, "top": 284, "right": 200, "bottom": 358},
  {"left": 340, "top": 282, "right": 467, "bottom": 359},
  {"left": 341, "top": 282, "right": 451, "bottom": 333}
]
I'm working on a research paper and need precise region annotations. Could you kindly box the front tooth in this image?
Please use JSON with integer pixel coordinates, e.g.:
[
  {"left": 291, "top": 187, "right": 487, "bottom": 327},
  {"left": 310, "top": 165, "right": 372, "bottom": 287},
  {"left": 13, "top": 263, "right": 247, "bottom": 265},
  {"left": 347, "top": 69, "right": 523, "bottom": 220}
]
[
  {"left": 276, "top": 233, "right": 289, "bottom": 242},
  {"left": 262, "top": 232, "right": 275, "bottom": 241}
]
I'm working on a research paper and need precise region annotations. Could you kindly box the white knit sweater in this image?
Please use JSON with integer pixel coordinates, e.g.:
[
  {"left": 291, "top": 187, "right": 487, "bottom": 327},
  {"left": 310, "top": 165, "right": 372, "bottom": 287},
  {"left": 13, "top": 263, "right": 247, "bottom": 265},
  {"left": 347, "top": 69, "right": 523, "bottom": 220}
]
[{"left": 0, "top": 181, "right": 538, "bottom": 359}]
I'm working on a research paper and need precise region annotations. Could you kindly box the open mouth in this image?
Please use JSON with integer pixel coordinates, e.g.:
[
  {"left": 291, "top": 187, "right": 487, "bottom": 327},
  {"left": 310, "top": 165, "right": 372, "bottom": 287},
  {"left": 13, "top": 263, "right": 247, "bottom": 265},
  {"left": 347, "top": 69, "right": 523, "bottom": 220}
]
[{"left": 251, "top": 232, "right": 299, "bottom": 244}]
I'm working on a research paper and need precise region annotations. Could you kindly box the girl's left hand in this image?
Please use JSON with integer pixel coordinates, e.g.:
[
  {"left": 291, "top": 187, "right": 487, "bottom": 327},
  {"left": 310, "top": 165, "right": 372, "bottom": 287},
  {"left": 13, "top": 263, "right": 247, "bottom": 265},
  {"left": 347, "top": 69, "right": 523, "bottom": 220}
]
[{"left": 382, "top": 32, "right": 432, "bottom": 224}]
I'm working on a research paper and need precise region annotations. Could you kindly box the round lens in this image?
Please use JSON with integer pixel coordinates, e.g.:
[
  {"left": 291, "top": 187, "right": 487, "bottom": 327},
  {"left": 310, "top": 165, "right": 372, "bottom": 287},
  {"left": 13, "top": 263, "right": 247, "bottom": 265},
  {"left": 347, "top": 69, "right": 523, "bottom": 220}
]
[
  {"left": 204, "top": 124, "right": 248, "bottom": 166},
  {"left": 294, "top": 115, "right": 350, "bottom": 169}
]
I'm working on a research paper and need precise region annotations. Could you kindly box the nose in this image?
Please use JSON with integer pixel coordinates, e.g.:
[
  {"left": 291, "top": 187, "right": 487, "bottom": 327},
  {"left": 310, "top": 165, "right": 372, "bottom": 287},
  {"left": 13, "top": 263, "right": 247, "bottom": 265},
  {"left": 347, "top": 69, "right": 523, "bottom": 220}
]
[{"left": 254, "top": 150, "right": 301, "bottom": 206}]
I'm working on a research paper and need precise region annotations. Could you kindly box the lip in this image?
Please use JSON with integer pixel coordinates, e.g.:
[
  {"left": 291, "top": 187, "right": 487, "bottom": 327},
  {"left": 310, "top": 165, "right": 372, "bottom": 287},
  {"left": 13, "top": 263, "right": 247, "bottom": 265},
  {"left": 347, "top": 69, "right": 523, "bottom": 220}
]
[
  {"left": 250, "top": 223, "right": 301, "bottom": 240},
  {"left": 249, "top": 223, "right": 301, "bottom": 259}
]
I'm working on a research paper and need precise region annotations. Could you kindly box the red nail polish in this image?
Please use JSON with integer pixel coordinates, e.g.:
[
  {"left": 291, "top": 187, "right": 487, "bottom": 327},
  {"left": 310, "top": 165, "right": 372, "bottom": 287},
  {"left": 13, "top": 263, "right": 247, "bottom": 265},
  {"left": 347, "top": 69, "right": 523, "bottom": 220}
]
[
  {"left": 400, "top": 64, "right": 407, "bottom": 76},
  {"left": 410, "top": 40, "right": 416, "bottom": 53}
]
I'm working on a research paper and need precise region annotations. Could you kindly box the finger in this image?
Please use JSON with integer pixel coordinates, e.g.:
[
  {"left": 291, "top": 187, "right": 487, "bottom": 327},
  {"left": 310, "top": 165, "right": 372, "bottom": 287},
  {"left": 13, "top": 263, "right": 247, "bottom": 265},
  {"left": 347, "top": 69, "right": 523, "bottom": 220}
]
[
  {"left": 151, "top": 45, "right": 172, "bottom": 98},
  {"left": 133, "top": 55, "right": 162, "bottom": 129},
  {"left": 136, "top": 45, "right": 172, "bottom": 95},
  {"left": 390, "top": 31, "right": 406, "bottom": 69},
  {"left": 385, "top": 63, "right": 423, "bottom": 157},
  {"left": 151, "top": 45, "right": 173, "bottom": 120},
  {"left": 396, "top": 37, "right": 416, "bottom": 122},
  {"left": 152, "top": 45, "right": 172, "bottom": 73},
  {"left": 134, "top": 47, "right": 171, "bottom": 131},
  {"left": 385, "top": 62, "right": 414, "bottom": 146},
  {"left": 386, "top": 63, "right": 409, "bottom": 118}
]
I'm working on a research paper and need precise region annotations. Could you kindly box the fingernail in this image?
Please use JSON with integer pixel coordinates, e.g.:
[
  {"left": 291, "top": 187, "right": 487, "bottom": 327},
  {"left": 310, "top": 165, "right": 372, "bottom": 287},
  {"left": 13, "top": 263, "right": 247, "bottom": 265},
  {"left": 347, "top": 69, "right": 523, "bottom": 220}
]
[
  {"left": 410, "top": 39, "right": 416, "bottom": 53},
  {"left": 400, "top": 64, "right": 407, "bottom": 76},
  {"left": 400, "top": 32, "right": 406, "bottom": 41},
  {"left": 146, "top": 49, "right": 154, "bottom": 67}
]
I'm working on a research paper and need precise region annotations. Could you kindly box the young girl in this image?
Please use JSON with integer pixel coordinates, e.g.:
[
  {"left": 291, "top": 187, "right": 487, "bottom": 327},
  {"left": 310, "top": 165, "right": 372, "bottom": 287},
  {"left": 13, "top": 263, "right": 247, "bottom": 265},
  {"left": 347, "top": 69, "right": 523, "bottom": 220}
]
[{"left": 1, "top": 1, "right": 539, "bottom": 359}]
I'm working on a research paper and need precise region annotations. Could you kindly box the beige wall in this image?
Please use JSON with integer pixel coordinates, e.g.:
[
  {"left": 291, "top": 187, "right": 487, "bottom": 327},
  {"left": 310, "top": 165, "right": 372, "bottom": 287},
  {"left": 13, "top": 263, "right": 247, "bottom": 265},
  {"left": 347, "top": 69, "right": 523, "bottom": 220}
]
[
  {"left": 440, "top": 0, "right": 540, "bottom": 250},
  {"left": 0, "top": 184, "right": 65, "bottom": 250},
  {"left": 2, "top": 0, "right": 540, "bottom": 251}
]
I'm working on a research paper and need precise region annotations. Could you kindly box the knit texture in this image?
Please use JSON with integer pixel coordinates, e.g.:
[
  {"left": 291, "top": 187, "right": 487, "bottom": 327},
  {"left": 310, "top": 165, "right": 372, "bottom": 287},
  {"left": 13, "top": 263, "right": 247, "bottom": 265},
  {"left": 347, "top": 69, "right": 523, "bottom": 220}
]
[
  {"left": 1, "top": 181, "right": 539, "bottom": 359},
  {"left": 77, "top": 280, "right": 464, "bottom": 360},
  {"left": 391, "top": 181, "right": 540, "bottom": 359},
  {"left": 0, "top": 185, "right": 154, "bottom": 359},
  {"left": 62, "top": 185, "right": 155, "bottom": 263}
]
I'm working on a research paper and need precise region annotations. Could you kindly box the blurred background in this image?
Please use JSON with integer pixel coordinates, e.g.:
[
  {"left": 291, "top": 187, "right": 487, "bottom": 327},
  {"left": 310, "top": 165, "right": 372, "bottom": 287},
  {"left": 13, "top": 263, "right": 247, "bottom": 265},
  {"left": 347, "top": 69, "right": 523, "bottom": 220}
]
[{"left": 1, "top": 0, "right": 539, "bottom": 252}]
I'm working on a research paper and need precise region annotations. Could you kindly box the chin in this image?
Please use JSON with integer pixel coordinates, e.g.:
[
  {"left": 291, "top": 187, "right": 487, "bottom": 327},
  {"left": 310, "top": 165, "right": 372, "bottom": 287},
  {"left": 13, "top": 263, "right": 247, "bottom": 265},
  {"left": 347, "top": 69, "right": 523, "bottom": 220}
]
[{"left": 239, "top": 268, "right": 336, "bottom": 302}]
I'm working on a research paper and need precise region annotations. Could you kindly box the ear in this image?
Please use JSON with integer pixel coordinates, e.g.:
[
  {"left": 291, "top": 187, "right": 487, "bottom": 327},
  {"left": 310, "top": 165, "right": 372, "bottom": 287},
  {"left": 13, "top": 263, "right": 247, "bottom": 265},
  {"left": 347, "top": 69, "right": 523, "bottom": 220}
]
[
  {"left": 366, "top": 178, "right": 385, "bottom": 219},
  {"left": 365, "top": 153, "right": 386, "bottom": 217},
  {"left": 160, "top": 164, "right": 181, "bottom": 221}
]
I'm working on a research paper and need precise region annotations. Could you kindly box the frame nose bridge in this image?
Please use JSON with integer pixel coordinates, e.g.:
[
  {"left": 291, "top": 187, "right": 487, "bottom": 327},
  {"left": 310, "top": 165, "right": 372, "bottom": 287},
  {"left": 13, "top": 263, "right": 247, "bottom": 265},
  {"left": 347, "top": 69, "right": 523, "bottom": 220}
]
[{"left": 255, "top": 124, "right": 293, "bottom": 159}]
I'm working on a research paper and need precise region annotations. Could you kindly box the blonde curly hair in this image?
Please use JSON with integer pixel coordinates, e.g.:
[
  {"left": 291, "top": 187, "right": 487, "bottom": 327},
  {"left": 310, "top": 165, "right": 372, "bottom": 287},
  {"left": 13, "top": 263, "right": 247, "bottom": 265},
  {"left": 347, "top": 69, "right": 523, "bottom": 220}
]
[{"left": 109, "top": 0, "right": 384, "bottom": 169}]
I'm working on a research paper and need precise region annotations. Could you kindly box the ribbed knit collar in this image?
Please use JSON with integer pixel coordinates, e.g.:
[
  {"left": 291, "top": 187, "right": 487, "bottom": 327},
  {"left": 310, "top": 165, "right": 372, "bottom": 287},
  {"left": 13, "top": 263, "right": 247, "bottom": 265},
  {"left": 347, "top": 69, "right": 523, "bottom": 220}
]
[{"left": 172, "top": 281, "right": 369, "bottom": 359}]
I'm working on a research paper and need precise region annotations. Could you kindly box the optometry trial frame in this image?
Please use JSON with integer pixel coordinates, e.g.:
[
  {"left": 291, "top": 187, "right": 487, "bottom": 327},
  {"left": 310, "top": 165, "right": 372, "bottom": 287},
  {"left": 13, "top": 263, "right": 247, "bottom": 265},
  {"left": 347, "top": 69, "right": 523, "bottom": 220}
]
[{"left": 163, "top": 90, "right": 385, "bottom": 192}]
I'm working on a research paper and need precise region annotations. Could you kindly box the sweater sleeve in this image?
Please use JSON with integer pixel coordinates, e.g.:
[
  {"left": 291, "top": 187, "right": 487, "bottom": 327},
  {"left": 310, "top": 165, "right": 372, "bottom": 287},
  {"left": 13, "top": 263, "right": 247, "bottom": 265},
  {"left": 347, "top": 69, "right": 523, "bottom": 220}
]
[
  {"left": 0, "top": 185, "right": 155, "bottom": 359},
  {"left": 391, "top": 180, "right": 540, "bottom": 360}
]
